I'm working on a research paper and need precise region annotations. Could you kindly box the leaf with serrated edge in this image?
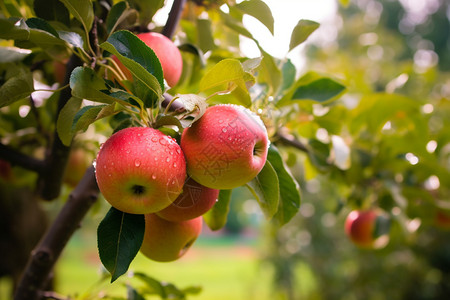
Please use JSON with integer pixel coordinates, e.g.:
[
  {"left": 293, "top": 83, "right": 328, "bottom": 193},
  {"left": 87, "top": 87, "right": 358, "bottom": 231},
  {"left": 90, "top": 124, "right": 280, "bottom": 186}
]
[
  {"left": 203, "top": 189, "right": 232, "bottom": 231},
  {"left": 267, "top": 145, "right": 301, "bottom": 226},
  {"left": 97, "top": 207, "right": 145, "bottom": 282},
  {"left": 246, "top": 160, "right": 280, "bottom": 220}
]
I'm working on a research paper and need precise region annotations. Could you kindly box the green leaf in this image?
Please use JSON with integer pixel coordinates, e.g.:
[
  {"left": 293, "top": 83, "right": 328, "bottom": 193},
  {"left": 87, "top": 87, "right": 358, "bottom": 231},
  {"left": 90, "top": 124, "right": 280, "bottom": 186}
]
[
  {"left": 127, "top": 285, "right": 146, "bottom": 300},
  {"left": 293, "top": 78, "right": 345, "bottom": 102},
  {"left": 57, "top": 30, "right": 84, "bottom": 48},
  {"left": 134, "top": 272, "right": 166, "bottom": 297},
  {"left": 70, "top": 67, "right": 130, "bottom": 106},
  {"left": 199, "top": 58, "right": 252, "bottom": 102},
  {"left": 59, "top": 0, "right": 94, "bottom": 32},
  {"left": 246, "top": 161, "right": 280, "bottom": 220},
  {"left": 197, "top": 18, "right": 216, "bottom": 53},
  {"left": 56, "top": 97, "right": 82, "bottom": 146},
  {"left": 0, "top": 18, "right": 30, "bottom": 40},
  {"left": 267, "top": 145, "right": 301, "bottom": 226},
  {"left": 0, "top": 67, "right": 34, "bottom": 108},
  {"left": 105, "top": 1, "right": 132, "bottom": 34},
  {"left": 97, "top": 207, "right": 145, "bottom": 283},
  {"left": 72, "top": 103, "right": 117, "bottom": 134},
  {"left": 220, "top": 10, "right": 254, "bottom": 40},
  {"left": 277, "top": 72, "right": 346, "bottom": 106},
  {"left": 0, "top": 47, "right": 32, "bottom": 63},
  {"left": 258, "top": 50, "right": 282, "bottom": 96},
  {"left": 100, "top": 30, "right": 164, "bottom": 107},
  {"left": 128, "top": 0, "right": 164, "bottom": 24},
  {"left": 236, "top": 0, "right": 274, "bottom": 35},
  {"left": 203, "top": 189, "right": 232, "bottom": 231},
  {"left": 289, "top": 19, "right": 320, "bottom": 52},
  {"left": 34, "top": 0, "right": 70, "bottom": 25},
  {"left": 26, "top": 17, "right": 59, "bottom": 37}
]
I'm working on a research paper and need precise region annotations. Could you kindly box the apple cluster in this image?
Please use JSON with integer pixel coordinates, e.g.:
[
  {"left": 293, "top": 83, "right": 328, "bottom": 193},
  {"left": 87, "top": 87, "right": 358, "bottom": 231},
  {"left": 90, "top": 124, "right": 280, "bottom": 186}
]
[{"left": 95, "top": 104, "right": 269, "bottom": 262}]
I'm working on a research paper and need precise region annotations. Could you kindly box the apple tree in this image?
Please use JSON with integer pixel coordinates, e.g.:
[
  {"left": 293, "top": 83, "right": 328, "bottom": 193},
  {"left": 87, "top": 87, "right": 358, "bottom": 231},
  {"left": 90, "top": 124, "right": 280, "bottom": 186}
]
[{"left": 1, "top": 0, "right": 448, "bottom": 299}]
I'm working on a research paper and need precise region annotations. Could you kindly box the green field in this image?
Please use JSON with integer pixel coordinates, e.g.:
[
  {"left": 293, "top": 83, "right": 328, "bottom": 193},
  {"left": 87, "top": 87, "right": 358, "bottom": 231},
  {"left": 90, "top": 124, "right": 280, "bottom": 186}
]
[{"left": 54, "top": 230, "right": 274, "bottom": 300}]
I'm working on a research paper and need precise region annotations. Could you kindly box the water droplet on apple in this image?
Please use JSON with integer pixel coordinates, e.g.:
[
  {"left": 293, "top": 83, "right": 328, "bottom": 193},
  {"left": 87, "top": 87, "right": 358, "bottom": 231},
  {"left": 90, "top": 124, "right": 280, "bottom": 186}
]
[
  {"left": 222, "top": 128, "right": 227, "bottom": 133},
  {"left": 152, "top": 174, "right": 157, "bottom": 180},
  {"left": 176, "top": 149, "right": 181, "bottom": 154},
  {"left": 135, "top": 159, "right": 141, "bottom": 167},
  {"left": 92, "top": 160, "right": 97, "bottom": 168},
  {"left": 152, "top": 137, "right": 158, "bottom": 142},
  {"left": 166, "top": 157, "right": 171, "bottom": 162},
  {"left": 173, "top": 163, "right": 177, "bottom": 168},
  {"left": 159, "top": 138, "right": 167, "bottom": 145},
  {"left": 154, "top": 157, "right": 158, "bottom": 161}
]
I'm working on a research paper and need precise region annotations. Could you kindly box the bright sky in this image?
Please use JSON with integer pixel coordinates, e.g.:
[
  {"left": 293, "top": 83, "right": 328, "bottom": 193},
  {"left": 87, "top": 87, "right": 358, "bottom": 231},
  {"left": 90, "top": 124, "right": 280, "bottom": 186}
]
[{"left": 155, "top": 0, "right": 338, "bottom": 70}]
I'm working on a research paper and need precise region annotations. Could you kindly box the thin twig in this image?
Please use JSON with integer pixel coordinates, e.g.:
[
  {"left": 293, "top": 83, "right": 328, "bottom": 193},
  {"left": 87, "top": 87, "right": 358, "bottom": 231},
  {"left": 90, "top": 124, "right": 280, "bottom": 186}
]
[{"left": 274, "top": 130, "right": 310, "bottom": 153}]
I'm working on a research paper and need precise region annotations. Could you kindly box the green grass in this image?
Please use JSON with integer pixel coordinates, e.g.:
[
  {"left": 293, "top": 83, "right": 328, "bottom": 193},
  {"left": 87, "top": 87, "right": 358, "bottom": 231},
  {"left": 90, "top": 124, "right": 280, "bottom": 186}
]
[{"left": 54, "top": 231, "right": 274, "bottom": 300}]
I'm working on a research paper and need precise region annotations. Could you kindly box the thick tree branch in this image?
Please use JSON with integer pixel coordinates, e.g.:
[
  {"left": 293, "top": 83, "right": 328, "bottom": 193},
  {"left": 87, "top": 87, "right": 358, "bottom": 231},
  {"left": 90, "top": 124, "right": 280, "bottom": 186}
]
[
  {"left": 14, "top": 166, "right": 99, "bottom": 300},
  {"left": 162, "top": 0, "right": 187, "bottom": 39},
  {"left": 0, "top": 142, "right": 45, "bottom": 173},
  {"left": 37, "top": 54, "right": 82, "bottom": 201}
]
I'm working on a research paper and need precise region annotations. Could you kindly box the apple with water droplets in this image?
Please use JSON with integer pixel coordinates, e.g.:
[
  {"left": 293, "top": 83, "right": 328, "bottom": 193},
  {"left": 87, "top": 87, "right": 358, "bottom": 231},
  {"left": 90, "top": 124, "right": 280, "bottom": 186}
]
[
  {"left": 140, "top": 213, "right": 202, "bottom": 262},
  {"left": 95, "top": 127, "right": 186, "bottom": 214},
  {"left": 180, "top": 104, "right": 269, "bottom": 189},
  {"left": 157, "top": 176, "right": 219, "bottom": 222}
]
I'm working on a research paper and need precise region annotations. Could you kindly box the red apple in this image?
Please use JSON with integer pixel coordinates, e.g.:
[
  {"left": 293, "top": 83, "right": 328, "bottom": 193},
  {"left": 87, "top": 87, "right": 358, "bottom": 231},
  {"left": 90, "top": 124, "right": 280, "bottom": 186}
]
[
  {"left": 345, "top": 209, "right": 390, "bottom": 249},
  {"left": 180, "top": 104, "right": 269, "bottom": 189},
  {"left": 64, "top": 147, "right": 94, "bottom": 187},
  {"left": 112, "top": 32, "right": 183, "bottom": 87},
  {"left": 156, "top": 176, "right": 219, "bottom": 222},
  {"left": 95, "top": 127, "right": 186, "bottom": 214},
  {"left": 140, "top": 213, "right": 202, "bottom": 262}
]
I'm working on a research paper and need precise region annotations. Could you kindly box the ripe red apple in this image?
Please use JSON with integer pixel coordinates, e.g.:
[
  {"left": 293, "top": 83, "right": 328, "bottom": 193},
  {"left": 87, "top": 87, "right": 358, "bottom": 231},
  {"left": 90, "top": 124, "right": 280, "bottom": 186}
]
[
  {"left": 156, "top": 176, "right": 219, "bottom": 222},
  {"left": 180, "top": 104, "right": 269, "bottom": 189},
  {"left": 112, "top": 32, "right": 183, "bottom": 87},
  {"left": 95, "top": 127, "right": 186, "bottom": 214},
  {"left": 345, "top": 209, "right": 390, "bottom": 249},
  {"left": 140, "top": 213, "right": 202, "bottom": 262},
  {"left": 64, "top": 147, "right": 94, "bottom": 187}
]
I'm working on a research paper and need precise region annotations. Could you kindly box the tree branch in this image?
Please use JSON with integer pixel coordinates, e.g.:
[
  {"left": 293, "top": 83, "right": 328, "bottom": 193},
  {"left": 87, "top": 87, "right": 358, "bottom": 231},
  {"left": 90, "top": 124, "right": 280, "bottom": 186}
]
[
  {"left": 37, "top": 54, "right": 82, "bottom": 201},
  {"left": 14, "top": 166, "right": 100, "bottom": 300},
  {"left": 162, "top": 0, "right": 187, "bottom": 39},
  {"left": 0, "top": 142, "right": 45, "bottom": 173},
  {"left": 274, "top": 131, "right": 310, "bottom": 154}
]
